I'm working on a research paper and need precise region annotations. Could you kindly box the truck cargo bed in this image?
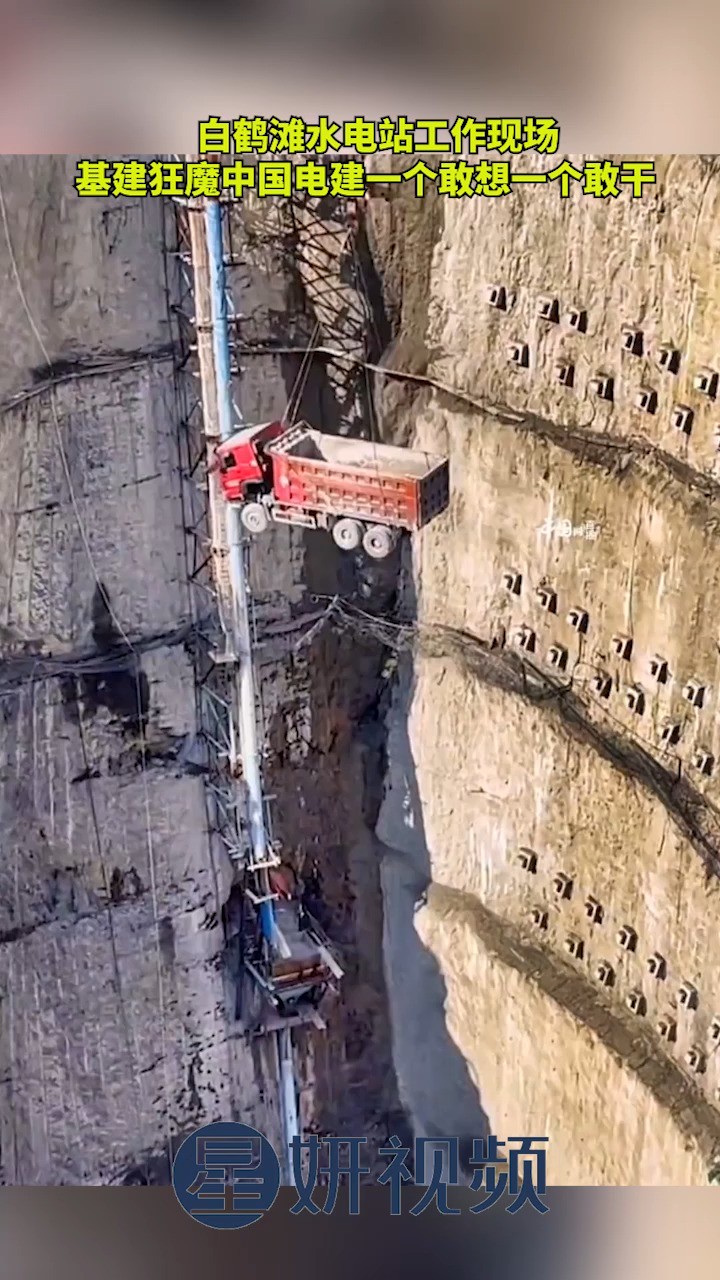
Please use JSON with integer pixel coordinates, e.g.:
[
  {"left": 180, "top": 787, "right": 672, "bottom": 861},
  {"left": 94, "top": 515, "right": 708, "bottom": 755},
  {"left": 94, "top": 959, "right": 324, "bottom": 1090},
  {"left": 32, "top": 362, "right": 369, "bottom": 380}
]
[
  {"left": 267, "top": 423, "right": 450, "bottom": 530},
  {"left": 278, "top": 427, "right": 442, "bottom": 477}
]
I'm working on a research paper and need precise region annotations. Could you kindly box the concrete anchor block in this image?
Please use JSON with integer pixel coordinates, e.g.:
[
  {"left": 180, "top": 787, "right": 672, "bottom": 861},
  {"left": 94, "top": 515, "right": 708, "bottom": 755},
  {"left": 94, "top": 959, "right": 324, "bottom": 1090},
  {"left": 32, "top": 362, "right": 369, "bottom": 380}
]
[
  {"left": 649, "top": 655, "right": 669, "bottom": 683},
  {"left": 621, "top": 326, "right": 643, "bottom": 356},
  {"left": 686, "top": 1046, "right": 706, "bottom": 1074},
  {"left": 507, "top": 340, "right": 529, "bottom": 368},
  {"left": 588, "top": 374, "right": 614, "bottom": 401},
  {"left": 658, "top": 1015, "right": 677, "bottom": 1042},
  {"left": 693, "top": 367, "right": 718, "bottom": 399},
  {"left": 537, "top": 295, "right": 560, "bottom": 323},
  {"left": 514, "top": 625, "right": 536, "bottom": 653},
  {"left": 693, "top": 748, "right": 714, "bottom": 776},
  {"left": 486, "top": 284, "right": 508, "bottom": 310},
  {"left": 553, "top": 360, "right": 575, "bottom": 387},
  {"left": 683, "top": 679, "right": 706, "bottom": 709},
  {"left": 552, "top": 871, "right": 573, "bottom": 900},
  {"left": 565, "top": 307, "right": 587, "bottom": 334},
  {"left": 567, "top": 607, "right": 589, "bottom": 633},
  {"left": 564, "top": 933, "right": 584, "bottom": 960},
  {"left": 617, "top": 925, "right": 637, "bottom": 952},
  {"left": 584, "top": 896, "right": 603, "bottom": 925},
  {"left": 671, "top": 404, "right": 693, "bottom": 434},
  {"left": 517, "top": 848, "right": 538, "bottom": 873},
  {"left": 530, "top": 905, "right": 549, "bottom": 930},
  {"left": 634, "top": 386, "right": 657, "bottom": 414},
  {"left": 547, "top": 644, "right": 568, "bottom": 672},
  {"left": 591, "top": 671, "right": 612, "bottom": 699},
  {"left": 626, "top": 989, "right": 647, "bottom": 1016},
  {"left": 611, "top": 634, "right": 633, "bottom": 660},
  {"left": 656, "top": 344, "right": 680, "bottom": 375},
  {"left": 625, "top": 684, "right": 645, "bottom": 715},
  {"left": 536, "top": 586, "right": 557, "bottom": 613},
  {"left": 678, "top": 982, "right": 698, "bottom": 1011},
  {"left": 660, "top": 722, "right": 681, "bottom": 748}
]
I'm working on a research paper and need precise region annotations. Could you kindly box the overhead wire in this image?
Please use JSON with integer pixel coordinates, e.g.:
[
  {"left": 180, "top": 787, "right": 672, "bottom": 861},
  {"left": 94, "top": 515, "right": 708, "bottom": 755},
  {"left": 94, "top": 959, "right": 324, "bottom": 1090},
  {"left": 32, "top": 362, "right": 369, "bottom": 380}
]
[
  {"left": 0, "top": 617, "right": 208, "bottom": 695},
  {"left": 349, "top": 224, "right": 381, "bottom": 444},
  {"left": 311, "top": 593, "right": 720, "bottom": 876},
  {"left": 229, "top": 338, "right": 526, "bottom": 426},
  {"left": 282, "top": 217, "right": 358, "bottom": 429},
  {"left": 283, "top": 318, "right": 321, "bottom": 426},
  {"left": 0, "top": 350, "right": 177, "bottom": 420},
  {"left": 0, "top": 172, "right": 174, "bottom": 1181}
]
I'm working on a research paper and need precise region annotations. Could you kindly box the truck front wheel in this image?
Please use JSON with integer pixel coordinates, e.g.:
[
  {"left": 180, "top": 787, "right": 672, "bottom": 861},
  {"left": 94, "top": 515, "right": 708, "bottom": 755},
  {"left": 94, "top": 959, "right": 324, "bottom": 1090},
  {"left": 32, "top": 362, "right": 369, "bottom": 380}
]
[
  {"left": 363, "top": 525, "right": 395, "bottom": 560},
  {"left": 332, "top": 518, "right": 362, "bottom": 551},
  {"left": 240, "top": 502, "right": 269, "bottom": 535}
]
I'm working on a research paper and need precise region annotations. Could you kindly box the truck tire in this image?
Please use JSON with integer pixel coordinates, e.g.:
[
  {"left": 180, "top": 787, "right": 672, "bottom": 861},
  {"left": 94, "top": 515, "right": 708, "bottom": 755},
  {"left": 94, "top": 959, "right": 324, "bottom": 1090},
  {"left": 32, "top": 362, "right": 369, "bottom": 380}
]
[
  {"left": 240, "top": 502, "right": 269, "bottom": 535},
  {"left": 363, "top": 524, "right": 394, "bottom": 560},
  {"left": 332, "top": 518, "right": 362, "bottom": 551}
]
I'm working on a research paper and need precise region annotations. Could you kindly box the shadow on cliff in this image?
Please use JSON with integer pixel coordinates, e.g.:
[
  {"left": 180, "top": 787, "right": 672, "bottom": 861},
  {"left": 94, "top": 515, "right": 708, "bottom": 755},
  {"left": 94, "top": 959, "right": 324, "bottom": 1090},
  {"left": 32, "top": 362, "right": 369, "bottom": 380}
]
[
  {"left": 376, "top": 562, "right": 490, "bottom": 1175},
  {"left": 59, "top": 582, "right": 149, "bottom": 737},
  {"left": 277, "top": 195, "right": 488, "bottom": 1167}
]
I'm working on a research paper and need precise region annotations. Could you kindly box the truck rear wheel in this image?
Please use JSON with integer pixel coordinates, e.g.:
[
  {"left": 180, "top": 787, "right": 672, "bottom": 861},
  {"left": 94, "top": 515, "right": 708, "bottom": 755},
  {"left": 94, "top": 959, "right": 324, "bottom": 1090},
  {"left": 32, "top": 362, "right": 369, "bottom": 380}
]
[
  {"left": 363, "top": 524, "right": 394, "bottom": 560},
  {"left": 332, "top": 518, "right": 362, "bottom": 551},
  {"left": 240, "top": 502, "right": 269, "bottom": 535}
]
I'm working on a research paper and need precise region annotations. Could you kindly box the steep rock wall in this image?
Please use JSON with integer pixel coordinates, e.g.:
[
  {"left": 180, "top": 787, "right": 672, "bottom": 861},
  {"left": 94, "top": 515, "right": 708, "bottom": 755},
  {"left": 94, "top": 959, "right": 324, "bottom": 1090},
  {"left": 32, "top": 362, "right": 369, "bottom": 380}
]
[{"left": 369, "top": 155, "right": 720, "bottom": 1183}]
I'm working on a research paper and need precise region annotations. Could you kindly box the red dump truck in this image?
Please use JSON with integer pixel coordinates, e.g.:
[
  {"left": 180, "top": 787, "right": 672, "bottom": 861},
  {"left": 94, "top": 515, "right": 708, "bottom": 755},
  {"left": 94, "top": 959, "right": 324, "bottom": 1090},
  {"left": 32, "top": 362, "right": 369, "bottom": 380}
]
[{"left": 213, "top": 420, "right": 450, "bottom": 560}]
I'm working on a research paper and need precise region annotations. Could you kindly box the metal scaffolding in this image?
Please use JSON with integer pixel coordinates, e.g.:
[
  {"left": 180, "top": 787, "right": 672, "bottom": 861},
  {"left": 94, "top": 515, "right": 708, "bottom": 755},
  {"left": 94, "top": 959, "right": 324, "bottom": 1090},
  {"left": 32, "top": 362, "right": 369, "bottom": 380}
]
[{"left": 164, "top": 188, "right": 345, "bottom": 1188}]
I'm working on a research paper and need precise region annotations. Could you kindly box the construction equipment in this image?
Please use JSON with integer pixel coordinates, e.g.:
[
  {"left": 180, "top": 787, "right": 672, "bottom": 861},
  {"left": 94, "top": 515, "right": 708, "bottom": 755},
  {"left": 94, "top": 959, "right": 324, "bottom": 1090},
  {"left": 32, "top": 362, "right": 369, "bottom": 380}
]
[
  {"left": 213, "top": 419, "right": 450, "bottom": 560},
  {"left": 242, "top": 899, "right": 344, "bottom": 1032}
]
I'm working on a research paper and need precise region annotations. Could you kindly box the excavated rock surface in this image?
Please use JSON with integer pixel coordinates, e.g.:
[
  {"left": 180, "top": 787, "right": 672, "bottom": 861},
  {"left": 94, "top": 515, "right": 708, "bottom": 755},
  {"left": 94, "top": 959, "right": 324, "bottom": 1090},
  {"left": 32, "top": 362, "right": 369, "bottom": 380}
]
[
  {"left": 0, "top": 159, "right": 277, "bottom": 1183},
  {"left": 367, "top": 155, "right": 720, "bottom": 1184},
  {"left": 0, "top": 165, "right": 408, "bottom": 1183}
]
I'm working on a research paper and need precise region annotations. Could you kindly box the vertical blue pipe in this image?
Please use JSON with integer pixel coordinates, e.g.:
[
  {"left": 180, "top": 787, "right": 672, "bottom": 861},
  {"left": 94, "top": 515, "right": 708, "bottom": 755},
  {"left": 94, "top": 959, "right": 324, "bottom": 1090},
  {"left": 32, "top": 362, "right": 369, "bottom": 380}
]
[
  {"left": 258, "top": 901, "right": 275, "bottom": 942},
  {"left": 204, "top": 197, "right": 297, "bottom": 1189},
  {"left": 205, "top": 200, "right": 233, "bottom": 442},
  {"left": 205, "top": 198, "right": 275, "bottom": 948}
]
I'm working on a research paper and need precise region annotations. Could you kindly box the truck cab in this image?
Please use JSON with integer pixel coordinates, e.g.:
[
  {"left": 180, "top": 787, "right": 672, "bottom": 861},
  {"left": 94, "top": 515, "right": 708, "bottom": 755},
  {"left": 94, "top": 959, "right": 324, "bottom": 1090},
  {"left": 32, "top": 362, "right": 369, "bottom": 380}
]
[
  {"left": 215, "top": 416, "right": 450, "bottom": 555},
  {"left": 214, "top": 421, "right": 285, "bottom": 504}
]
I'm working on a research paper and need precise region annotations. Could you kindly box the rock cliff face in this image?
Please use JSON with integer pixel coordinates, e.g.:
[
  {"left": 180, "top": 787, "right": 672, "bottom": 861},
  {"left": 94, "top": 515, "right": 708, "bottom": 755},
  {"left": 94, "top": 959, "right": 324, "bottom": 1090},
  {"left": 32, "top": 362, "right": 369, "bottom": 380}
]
[
  {"left": 6, "top": 151, "right": 719, "bottom": 1187},
  {"left": 0, "top": 158, "right": 279, "bottom": 1184},
  {"left": 368, "top": 155, "right": 720, "bottom": 1184},
  {"left": 0, "top": 163, "right": 404, "bottom": 1182}
]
